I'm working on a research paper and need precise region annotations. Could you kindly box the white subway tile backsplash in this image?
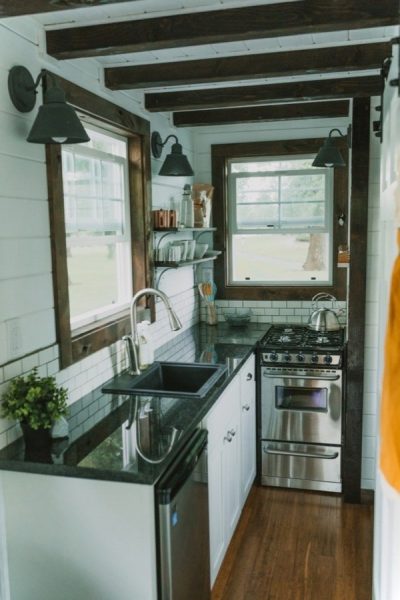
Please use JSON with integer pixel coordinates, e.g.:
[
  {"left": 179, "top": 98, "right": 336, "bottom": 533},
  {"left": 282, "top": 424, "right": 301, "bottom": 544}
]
[
  {"left": 4, "top": 360, "right": 22, "bottom": 382},
  {"left": 362, "top": 435, "right": 376, "bottom": 459},
  {"left": 363, "top": 393, "right": 378, "bottom": 415},
  {"left": 22, "top": 353, "right": 39, "bottom": 373},
  {"left": 363, "top": 414, "right": 377, "bottom": 437},
  {"left": 362, "top": 457, "right": 376, "bottom": 481}
]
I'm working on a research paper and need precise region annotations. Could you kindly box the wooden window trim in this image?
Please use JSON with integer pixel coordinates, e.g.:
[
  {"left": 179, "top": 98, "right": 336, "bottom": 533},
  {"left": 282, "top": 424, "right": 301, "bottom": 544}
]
[
  {"left": 212, "top": 138, "right": 348, "bottom": 301},
  {"left": 44, "top": 71, "right": 152, "bottom": 368}
]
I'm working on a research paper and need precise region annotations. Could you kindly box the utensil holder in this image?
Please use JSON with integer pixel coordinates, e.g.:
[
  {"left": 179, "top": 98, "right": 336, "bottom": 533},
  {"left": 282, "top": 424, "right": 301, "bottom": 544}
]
[{"left": 206, "top": 303, "right": 218, "bottom": 326}]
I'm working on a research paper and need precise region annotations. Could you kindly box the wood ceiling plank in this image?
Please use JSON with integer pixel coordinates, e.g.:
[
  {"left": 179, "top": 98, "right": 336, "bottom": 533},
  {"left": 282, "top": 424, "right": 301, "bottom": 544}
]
[
  {"left": 0, "top": 0, "right": 134, "bottom": 17},
  {"left": 172, "top": 100, "right": 350, "bottom": 127},
  {"left": 46, "top": 1, "right": 400, "bottom": 60},
  {"left": 105, "top": 42, "right": 391, "bottom": 90},
  {"left": 145, "top": 76, "right": 383, "bottom": 112}
]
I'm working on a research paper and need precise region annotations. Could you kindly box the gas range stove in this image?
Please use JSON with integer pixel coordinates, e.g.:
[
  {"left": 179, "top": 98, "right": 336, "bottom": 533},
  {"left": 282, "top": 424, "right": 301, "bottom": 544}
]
[{"left": 259, "top": 324, "right": 345, "bottom": 367}]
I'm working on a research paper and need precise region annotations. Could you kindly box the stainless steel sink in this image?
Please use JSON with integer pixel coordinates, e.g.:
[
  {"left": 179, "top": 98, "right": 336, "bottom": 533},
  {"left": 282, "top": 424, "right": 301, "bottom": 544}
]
[{"left": 102, "top": 361, "right": 227, "bottom": 399}]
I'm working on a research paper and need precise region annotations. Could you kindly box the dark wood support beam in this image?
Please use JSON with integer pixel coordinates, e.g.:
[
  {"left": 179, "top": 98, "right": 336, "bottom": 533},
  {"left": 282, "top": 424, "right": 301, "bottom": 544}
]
[
  {"left": 343, "top": 97, "right": 371, "bottom": 503},
  {"left": 0, "top": 0, "right": 134, "bottom": 17},
  {"left": 173, "top": 100, "right": 350, "bottom": 127},
  {"left": 105, "top": 43, "right": 390, "bottom": 90},
  {"left": 46, "top": 1, "right": 400, "bottom": 60},
  {"left": 145, "top": 76, "right": 382, "bottom": 112}
]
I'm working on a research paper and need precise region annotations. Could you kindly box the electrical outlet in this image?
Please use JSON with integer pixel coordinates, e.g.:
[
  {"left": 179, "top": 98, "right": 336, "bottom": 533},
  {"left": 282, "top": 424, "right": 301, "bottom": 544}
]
[{"left": 6, "top": 318, "right": 23, "bottom": 359}]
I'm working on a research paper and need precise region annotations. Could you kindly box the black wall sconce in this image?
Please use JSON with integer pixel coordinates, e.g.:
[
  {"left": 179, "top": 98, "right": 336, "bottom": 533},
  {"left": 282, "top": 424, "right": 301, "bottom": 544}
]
[
  {"left": 8, "top": 66, "right": 89, "bottom": 144},
  {"left": 151, "top": 131, "right": 194, "bottom": 176},
  {"left": 312, "top": 126, "right": 352, "bottom": 168}
]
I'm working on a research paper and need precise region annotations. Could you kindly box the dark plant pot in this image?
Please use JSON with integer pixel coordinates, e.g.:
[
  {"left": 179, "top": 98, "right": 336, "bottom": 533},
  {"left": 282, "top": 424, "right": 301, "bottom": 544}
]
[{"left": 21, "top": 423, "right": 53, "bottom": 464}]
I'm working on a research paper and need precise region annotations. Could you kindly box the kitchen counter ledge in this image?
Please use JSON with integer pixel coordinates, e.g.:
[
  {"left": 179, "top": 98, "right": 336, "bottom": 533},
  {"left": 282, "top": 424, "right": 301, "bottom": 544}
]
[{"left": 0, "top": 323, "right": 268, "bottom": 486}]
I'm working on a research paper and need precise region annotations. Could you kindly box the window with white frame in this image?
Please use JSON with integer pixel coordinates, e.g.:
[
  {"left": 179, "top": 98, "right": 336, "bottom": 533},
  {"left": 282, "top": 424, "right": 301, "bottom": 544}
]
[
  {"left": 62, "top": 125, "right": 132, "bottom": 330},
  {"left": 227, "top": 156, "right": 334, "bottom": 285}
]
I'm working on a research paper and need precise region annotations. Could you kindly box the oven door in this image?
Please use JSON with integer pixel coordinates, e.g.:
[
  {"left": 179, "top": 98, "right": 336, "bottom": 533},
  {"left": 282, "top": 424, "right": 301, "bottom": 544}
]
[{"left": 261, "top": 367, "right": 342, "bottom": 445}]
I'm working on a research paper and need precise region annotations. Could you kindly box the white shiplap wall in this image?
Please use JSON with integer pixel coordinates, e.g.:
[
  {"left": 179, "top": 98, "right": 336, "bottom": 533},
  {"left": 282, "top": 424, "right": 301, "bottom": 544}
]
[
  {"left": 193, "top": 106, "right": 380, "bottom": 489},
  {"left": 0, "top": 17, "right": 198, "bottom": 449}
]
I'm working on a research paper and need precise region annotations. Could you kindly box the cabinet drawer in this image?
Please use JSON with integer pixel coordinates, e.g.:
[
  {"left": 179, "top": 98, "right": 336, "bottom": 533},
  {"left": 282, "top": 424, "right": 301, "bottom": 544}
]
[{"left": 261, "top": 441, "right": 342, "bottom": 492}]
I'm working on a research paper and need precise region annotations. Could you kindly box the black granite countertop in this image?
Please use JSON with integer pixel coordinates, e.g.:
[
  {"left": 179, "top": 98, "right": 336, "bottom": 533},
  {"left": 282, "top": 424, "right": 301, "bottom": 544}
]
[{"left": 0, "top": 323, "right": 268, "bottom": 486}]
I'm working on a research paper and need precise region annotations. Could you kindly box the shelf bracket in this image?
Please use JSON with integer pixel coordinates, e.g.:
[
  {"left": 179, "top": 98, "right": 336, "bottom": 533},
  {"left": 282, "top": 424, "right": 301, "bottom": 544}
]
[{"left": 154, "top": 267, "right": 170, "bottom": 289}]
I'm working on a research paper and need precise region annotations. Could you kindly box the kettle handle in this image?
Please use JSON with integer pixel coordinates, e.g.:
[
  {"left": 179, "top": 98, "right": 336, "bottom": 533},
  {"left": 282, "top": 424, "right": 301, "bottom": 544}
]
[{"left": 311, "top": 293, "right": 337, "bottom": 310}]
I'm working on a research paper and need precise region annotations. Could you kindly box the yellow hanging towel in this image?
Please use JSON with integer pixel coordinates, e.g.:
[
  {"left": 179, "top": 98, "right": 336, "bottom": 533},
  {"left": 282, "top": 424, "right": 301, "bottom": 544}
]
[{"left": 380, "top": 230, "right": 400, "bottom": 490}]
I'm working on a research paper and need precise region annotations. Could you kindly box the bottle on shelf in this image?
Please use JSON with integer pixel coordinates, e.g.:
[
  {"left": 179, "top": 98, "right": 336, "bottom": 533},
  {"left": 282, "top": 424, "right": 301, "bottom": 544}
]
[{"left": 183, "top": 183, "right": 194, "bottom": 228}]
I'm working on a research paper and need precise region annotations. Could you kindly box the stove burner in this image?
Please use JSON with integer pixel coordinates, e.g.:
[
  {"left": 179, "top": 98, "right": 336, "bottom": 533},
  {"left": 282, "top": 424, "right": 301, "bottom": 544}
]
[
  {"left": 260, "top": 324, "right": 344, "bottom": 350},
  {"left": 278, "top": 335, "right": 292, "bottom": 343}
]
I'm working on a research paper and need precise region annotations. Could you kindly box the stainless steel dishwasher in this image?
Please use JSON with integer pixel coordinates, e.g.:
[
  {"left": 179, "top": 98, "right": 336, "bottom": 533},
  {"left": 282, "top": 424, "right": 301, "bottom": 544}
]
[{"left": 156, "top": 428, "right": 210, "bottom": 600}]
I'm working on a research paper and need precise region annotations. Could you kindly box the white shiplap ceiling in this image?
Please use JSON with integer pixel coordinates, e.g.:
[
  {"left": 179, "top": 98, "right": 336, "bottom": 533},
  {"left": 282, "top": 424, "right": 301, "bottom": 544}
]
[{"left": 32, "top": 0, "right": 398, "bottom": 94}]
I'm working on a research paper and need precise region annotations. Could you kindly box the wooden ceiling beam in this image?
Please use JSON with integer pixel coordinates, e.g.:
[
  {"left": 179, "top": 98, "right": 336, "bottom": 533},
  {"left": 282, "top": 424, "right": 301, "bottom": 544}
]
[
  {"left": 172, "top": 100, "right": 350, "bottom": 127},
  {"left": 145, "top": 76, "right": 383, "bottom": 112},
  {"left": 46, "top": 0, "right": 399, "bottom": 60},
  {"left": 105, "top": 42, "right": 390, "bottom": 90},
  {"left": 0, "top": 0, "right": 134, "bottom": 17}
]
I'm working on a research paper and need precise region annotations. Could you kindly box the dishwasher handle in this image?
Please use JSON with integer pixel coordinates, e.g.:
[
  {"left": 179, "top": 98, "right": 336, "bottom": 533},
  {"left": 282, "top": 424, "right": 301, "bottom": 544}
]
[{"left": 157, "top": 429, "right": 208, "bottom": 505}]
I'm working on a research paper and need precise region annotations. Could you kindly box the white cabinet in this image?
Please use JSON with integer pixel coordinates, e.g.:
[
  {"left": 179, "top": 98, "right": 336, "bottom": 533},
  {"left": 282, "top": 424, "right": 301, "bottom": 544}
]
[
  {"left": 203, "top": 353, "right": 256, "bottom": 586},
  {"left": 203, "top": 375, "right": 241, "bottom": 585},
  {"left": 239, "top": 354, "right": 256, "bottom": 507}
]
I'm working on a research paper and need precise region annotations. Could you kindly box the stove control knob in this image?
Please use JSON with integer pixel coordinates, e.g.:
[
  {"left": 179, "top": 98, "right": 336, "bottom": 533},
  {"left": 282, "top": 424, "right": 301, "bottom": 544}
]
[
  {"left": 284, "top": 352, "right": 292, "bottom": 362},
  {"left": 324, "top": 355, "right": 333, "bottom": 364},
  {"left": 269, "top": 352, "right": 278, "bottom": 362},
  {"left": 297, "top": 353, "right": 305, "bottom": 362},
  {"left": 311, "top": 354, "right": 319, "bottom": 363}
]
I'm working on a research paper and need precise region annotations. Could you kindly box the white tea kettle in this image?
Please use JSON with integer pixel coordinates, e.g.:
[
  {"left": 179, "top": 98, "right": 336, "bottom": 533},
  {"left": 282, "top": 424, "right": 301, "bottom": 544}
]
[{"left": 307, "top": 293, "right": 341, "bottom": 332}]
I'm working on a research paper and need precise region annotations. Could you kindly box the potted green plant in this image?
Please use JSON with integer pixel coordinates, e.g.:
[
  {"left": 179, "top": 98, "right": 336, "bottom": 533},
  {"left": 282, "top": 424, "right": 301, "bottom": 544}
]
[{"left": 1, "top": 368, "right": 68, "bottom": 453}]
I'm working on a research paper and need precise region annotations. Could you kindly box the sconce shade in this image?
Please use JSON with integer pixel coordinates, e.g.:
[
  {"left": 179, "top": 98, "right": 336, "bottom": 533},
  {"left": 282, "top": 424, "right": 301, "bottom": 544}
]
[
  {"left": 151, "top": 131, "right": 194, "bottom": 176},
  {"left": 27, "top": 86, "right": 90, "bottom": 144},
  {"left": 8, "top": 65, "right": 89, "bottom": 145},
  {"left": 312, "top": 127, "right": 348, "bottom": 168}
]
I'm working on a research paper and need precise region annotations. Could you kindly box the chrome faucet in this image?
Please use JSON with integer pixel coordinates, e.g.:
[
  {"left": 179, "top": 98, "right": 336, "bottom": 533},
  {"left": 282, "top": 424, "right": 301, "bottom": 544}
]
[{"left": 123, "top": 287, "right": 182, "bottom": 375}]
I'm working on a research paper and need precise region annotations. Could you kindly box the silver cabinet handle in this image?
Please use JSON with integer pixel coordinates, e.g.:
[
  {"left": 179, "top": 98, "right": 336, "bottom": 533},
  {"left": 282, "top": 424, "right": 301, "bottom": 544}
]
[
  {"left": 264, "top": 447, "right": 338, "bottom": 460},
  {"left": 224, "top": 432, "right": 233, "bottom": 443},
  {"left": 262, "top": 372, "right": 340, "bottom": 382},
  {"left": 246, "top": 373, "right": 253, "bottom": 381},
  {"left": 228, "top": 428, "right": 236, "bottom": 437},
  {"left": 242, "top": 404, "right": 250, "bottom": 411}
]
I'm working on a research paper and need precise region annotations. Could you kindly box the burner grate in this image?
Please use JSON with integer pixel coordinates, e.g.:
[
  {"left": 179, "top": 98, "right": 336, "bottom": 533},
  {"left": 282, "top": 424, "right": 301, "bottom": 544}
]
[{"left": 260, "top": 324, "right": 344, "bottom": 349}]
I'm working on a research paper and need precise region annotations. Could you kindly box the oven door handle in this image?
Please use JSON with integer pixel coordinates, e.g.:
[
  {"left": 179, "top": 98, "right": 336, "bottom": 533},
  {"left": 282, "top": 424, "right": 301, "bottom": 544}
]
[
  {"left": 262, "top": 372, "right": 340, "bottom": 382},
  {"left": 263, "top": 447, "right": 339, "bottom": 460}
]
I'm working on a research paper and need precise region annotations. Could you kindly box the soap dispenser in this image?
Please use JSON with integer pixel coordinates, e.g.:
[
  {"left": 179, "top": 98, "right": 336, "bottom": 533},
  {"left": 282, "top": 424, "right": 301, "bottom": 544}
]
[{"left": 137, "top": 320, "right": 154, "bottom": 369}]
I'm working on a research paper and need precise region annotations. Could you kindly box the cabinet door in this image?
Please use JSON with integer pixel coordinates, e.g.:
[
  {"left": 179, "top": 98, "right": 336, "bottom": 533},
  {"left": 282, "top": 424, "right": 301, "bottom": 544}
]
[
  {"left": 204, "top": 378, "right": 238, "bottom": 586},
  {"left": 222, "top": 414, "right": 241, "bottom": 545},
  {"left": 207, "top": 442, "right": 225, "bottom": 586},
  {"left": 240, "top": 354, "right": 256, "bottom": 507}
]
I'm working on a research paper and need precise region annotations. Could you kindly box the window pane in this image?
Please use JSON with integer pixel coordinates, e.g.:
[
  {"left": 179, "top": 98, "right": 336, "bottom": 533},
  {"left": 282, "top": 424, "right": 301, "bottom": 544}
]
[
  {"left": 63, "top": 125, "right": 131, "bottom": 329},
  {"left": 231, "top": 233, "right": 330, "bottom": 284},
  {"left": 281, "top": 174, "right": 325, "bottom": 202},
  {"left": 280, "top": 202, "right": 325, "bottom": 228},
  {"left": 63, "top": 152, "right": 125, "bottom": 237},
  {"left": 68, "top": 244, "right": 120, "bottom": 319},
  {"left": 237, "top": 204, "right": 279, "bottom": 228}
]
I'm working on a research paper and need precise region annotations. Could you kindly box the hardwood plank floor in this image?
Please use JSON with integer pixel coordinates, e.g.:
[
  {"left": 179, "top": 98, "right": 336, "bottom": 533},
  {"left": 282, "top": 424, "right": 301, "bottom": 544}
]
[{"left": 212, "top": 486, "right": 373, "bottom": 600}]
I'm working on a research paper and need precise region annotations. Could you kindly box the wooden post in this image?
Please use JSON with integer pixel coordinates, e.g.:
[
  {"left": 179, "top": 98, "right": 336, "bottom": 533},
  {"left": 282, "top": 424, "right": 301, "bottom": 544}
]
[{"left": 343, "top": 97, "right": 371, "bottom": 503}]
